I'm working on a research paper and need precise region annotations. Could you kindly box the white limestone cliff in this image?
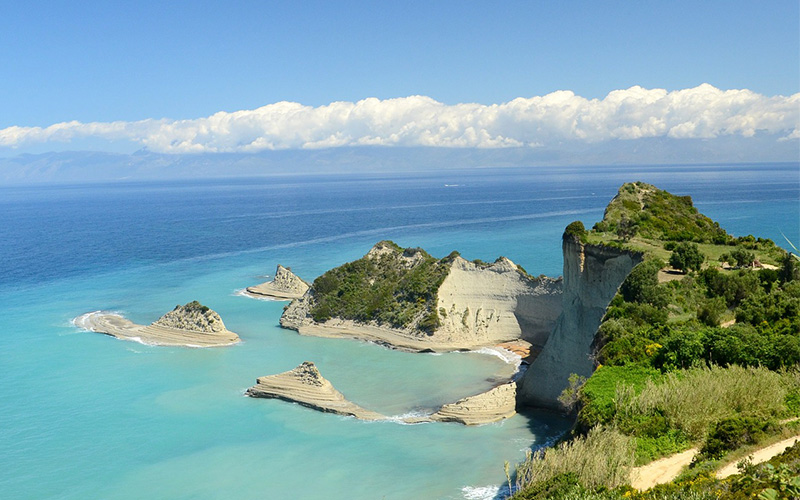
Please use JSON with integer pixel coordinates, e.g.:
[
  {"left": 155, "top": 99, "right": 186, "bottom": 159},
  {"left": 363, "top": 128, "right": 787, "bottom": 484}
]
[
  {"left": 518, "top": 236, "right": 643, "bottom": 409},
  {"left": 280, "top": 244, "right": 563, "bottom": 352}
]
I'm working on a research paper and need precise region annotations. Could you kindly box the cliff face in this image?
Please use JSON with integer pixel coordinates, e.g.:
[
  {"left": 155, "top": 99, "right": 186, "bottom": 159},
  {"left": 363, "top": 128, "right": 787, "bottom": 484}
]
[
  {"left": 280, "top": 243, "right": 563, "bottom": 351},
  {"left": 518, "top": 238, "right": 642, "bottom": 409},
  {"left": 435, "top": 256, "right": 562, "bottom": 347}
]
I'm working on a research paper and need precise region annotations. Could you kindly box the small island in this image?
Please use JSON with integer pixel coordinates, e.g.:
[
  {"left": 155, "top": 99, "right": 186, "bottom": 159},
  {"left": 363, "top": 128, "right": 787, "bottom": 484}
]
[
  {"left": 244, "top": 265, "right": 310, "bottom": 300},
  {"left": 74, "top": 300, "right": 240, "bottom": 347}
]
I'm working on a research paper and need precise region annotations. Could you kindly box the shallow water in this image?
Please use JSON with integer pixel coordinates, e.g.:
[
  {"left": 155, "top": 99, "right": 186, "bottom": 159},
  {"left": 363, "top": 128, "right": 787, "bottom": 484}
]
[{"left": 0, "top": 163, "right": 797, "bottom": 499}]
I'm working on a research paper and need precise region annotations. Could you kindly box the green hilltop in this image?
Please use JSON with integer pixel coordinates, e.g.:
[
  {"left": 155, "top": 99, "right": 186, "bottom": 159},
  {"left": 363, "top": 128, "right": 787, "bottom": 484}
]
[{"left": 308, "top": 241, "right": 456, "bottom": 333}]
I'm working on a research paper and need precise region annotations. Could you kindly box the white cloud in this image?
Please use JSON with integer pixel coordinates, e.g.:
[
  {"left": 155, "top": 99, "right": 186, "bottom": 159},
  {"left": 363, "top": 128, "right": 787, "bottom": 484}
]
[{"left": 1, "top": 84, "right": 797, "bottom": 153}]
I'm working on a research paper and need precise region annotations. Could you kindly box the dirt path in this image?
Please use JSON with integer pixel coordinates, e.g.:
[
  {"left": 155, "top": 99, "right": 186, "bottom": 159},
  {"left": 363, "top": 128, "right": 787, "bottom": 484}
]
[
  {"left": 716, "top": 435, "right": 800, "bottom": 479},
  {"left": 630, "top": 433, "right": 800, "bottom": 490},
  {"left": 630, "top": 448, "right": 698, "bottom": 490}
]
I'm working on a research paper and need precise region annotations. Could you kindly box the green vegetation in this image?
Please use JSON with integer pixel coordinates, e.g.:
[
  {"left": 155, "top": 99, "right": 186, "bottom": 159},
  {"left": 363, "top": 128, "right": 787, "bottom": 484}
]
[
  {"left": 510, "top": 182, "right": 800, "bottom": 499},
  {"left": 565, "top": 220, "right": 588, "bottom": 243},
  {"left": 308, "top": 241, "right": 458, "bottom": 333},
  {"left": 670, "top": 242, "right": 705, "bottom": 273},
  {"left": 592, "top": 181, "right": 729, "bottom": 244},
  {"left": 511, "top": 441, "right": 800, "bottom": 500},
  {"left": 177, "top": 300, "right": 210, "bottom": 313},
  {"left": 513, "top": 427, "right": 635, "bottom": 496}
]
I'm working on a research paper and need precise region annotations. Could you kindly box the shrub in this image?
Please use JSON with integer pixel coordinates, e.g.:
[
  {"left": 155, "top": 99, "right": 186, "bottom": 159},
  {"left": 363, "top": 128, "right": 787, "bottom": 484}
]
[
  {"left": 620, "top": 259, "right": 667, "bottom": 306},
  {"left": 729, "top": 247, "right": 756, "bottom": 267},
  {"left": 698, "top": 416, "right": 773, "bottom": 460},
  {"left": 565, "top": 220, "right": 588, "bottom": 242},
  {"left": 697, "top": 296, "right": 726, "bottom": 326}
]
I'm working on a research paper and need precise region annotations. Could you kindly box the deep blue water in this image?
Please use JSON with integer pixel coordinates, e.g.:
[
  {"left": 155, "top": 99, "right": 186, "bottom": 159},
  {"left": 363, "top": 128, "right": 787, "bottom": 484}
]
[{"left": 0, "top": 162, "right": 797, "bottom": 499}]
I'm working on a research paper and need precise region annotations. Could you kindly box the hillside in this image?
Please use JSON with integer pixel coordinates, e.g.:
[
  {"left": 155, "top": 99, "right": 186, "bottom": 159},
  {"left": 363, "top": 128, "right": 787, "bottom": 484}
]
[{"left": 511, "top": 182, "right": 800, "bottom": 499}]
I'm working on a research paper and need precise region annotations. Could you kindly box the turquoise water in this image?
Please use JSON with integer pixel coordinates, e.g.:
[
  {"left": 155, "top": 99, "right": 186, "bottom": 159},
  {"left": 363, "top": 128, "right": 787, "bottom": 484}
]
[{"left": 1, "top": 163, "right": 797, "bottom": 499}]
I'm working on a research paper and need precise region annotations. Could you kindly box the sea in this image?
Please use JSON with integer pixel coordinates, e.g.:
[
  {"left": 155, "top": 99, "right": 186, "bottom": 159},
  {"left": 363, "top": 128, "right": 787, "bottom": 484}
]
[{"left": 0, "top": 162, "right": 798, "bottom": 500}]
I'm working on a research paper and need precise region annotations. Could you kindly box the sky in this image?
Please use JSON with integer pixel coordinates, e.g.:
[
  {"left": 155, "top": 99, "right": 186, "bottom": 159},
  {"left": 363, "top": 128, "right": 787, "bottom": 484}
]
[{"left": 0, "top": 1, "right": 798, "bottom": 157}]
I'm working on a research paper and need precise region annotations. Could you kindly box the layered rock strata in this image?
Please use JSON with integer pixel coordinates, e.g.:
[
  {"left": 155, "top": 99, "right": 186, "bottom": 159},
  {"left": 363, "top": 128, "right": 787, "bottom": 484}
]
[
  {"left": 245, "top": 265, "right": 309, "bottom": 300},
  {"left": 246, "top": 361, "right": 518, "bottom": 425},
  {"left": 245, "top": 362, "right": 385, "bottom": 420},
  {"left": 74, "top": 301, "right": 240, "bottom": 347},
  {"left": 518, "top": 236, "right": 642, "bottom": 409},
  {"left": 430, "top": 382, "right": 517, "bottom": 425},
  {"left": 281, "top": 243, "right": 562, "bottom": 352}
]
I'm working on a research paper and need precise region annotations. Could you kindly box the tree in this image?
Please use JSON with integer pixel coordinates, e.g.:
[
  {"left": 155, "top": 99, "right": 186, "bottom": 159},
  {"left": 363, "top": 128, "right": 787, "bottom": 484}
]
[
  {"left": 616, "top": 215, "right": 638, "bottom": 241},
  {"left": 620, "top": 259, "right": 667, "bottom": 306},
  {"left": 669, "top": 242, "right": 705, "bottom": 273},
  {"left": 729, "top": 246, "right": 756, "bottom": 268}
]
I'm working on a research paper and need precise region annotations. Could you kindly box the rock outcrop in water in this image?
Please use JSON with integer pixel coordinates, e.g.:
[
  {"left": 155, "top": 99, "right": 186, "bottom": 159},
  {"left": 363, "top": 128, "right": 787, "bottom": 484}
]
[
  {"left": 518, "top": 234, "right": 643, "bottom": 409},
  {"left": 430, "top": 382, "right": 517, "bottom": 425},
  {"left": 74, "top": 301, "right": 240, "bottom": 347},
  {"left": 246, "top": 265, "right": 310, "bottom": 300},
  {"left": 246, "top": 361, "right": 385, "bottom": 420},
  {"left": 280, "top": 242, "right": 562, "bottom": 352},
  {"left": 246, "top": 361, "right": 518, "bottom": 425}
]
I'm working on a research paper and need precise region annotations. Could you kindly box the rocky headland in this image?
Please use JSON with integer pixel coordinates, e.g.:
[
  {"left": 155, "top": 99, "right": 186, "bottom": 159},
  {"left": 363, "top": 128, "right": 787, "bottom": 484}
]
[
  {"left": 245, "top": 265, "right": 310, "bottom": 300},
  {"left": 74, "top": 301, "right": 240, "bottom": 347},
  {"left": 280, "top": 241, "right": 562, "bottom": 352}
]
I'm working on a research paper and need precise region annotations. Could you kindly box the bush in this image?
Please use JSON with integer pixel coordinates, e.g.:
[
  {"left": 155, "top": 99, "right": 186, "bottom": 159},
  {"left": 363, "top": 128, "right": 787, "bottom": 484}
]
[
  {"left": 698, "top": 416, "right": 773, "bottom": 460},
  {"left": 697, "top": 296, "right": 726, "bottom": 326},
  {"left": 729, "top": 247, "right": 756, "bottom": 267},
  {"left": 565, "top": 220, "right": 587, "bottom": 242}
]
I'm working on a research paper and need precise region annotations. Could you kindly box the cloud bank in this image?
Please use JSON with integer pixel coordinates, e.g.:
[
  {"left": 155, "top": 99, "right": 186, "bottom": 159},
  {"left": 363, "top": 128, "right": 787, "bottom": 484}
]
[{"left": 1, "top": 84, "right": 797, "bottom": 154}]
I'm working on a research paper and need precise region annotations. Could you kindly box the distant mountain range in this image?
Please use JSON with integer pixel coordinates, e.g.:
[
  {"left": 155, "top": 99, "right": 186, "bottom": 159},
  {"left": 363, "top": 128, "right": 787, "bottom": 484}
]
[{"left": 1, "top": 135, "right": 797, "bottom": 185}]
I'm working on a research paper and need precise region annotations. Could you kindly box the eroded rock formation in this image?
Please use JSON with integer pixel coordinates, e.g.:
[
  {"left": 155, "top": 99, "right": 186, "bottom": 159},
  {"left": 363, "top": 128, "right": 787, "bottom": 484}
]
[
  {"left": 518, "top": 235, "right": 642, "bottom": 409},
  {"left": 246, "top": 265, "right": 310, "bottom": 300},
  {"left": 280, "top": 243, "right": 562, "bottom": 352},
  {"left": 246, "top": 361, "right": 519, "bottom": 425},
  {"left": 245, "top": 361, "right": 385, "bottom": 420},
  {"left": 430, "top": 382, "right": 517, "bottom": 425}
]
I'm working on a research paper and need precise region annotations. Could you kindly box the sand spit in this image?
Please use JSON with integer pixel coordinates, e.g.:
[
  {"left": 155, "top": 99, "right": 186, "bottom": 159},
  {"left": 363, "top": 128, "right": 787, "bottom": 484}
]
[
  {"left": 246, "top": 361, "right": 519, "bottom": 426},
  {"left": 244, "top": 265, "right": 309, "bottom": 300},
  {"left": 74, "top": 302, "right": 240, "bottom": 347}
]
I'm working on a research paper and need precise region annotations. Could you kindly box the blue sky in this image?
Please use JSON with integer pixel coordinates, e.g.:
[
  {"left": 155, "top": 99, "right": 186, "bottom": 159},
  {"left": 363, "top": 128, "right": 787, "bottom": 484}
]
[{"left": 0, "top": 1, "right": 798, "bottom": 156}]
